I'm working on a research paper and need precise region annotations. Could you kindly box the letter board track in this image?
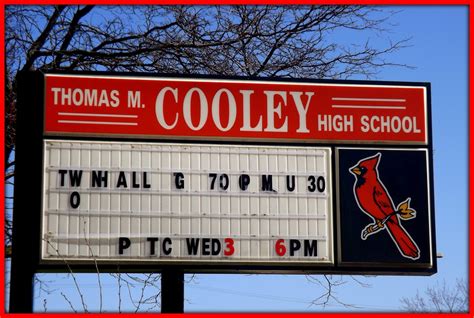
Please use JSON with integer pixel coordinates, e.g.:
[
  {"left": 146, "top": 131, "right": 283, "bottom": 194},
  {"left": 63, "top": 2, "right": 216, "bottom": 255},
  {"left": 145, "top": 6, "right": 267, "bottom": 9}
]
[{"left": 42, "top": 140, "right": 333, "bottom": 264}]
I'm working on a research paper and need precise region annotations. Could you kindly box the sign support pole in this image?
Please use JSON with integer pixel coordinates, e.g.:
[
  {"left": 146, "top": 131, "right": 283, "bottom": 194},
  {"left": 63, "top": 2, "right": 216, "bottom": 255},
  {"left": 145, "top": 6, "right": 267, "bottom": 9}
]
[
  {"left": 9, "top": 72, "right": 43, "bottom": 312},
  {"left": 9, "top": 269, "right": 34, "bottom": 313},
  {"left": 161, "top": 270, "right": 184, "bottom": 313}
]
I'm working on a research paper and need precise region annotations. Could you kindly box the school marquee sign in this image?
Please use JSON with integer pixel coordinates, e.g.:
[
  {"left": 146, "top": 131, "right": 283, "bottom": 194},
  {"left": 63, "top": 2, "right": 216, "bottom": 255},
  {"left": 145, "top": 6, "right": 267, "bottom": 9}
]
[{"left": 19, "top": 72, "right": 436, "bottom": 274}]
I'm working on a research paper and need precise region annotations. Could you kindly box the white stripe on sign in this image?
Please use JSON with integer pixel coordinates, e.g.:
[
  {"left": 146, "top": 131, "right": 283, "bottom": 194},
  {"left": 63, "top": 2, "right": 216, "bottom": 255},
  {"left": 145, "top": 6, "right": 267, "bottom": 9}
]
[
  {"left": 331, "top": 97, "right": 406, "bottom": 102},
  {"left": 58, "top": 112, "right": 138, "bottom": 118},
  {"left": 331, "top": 105, "right": 407, "bottom": 110},
  {"left": 57, "top": 120, "right": 138, "bottom": 125}
]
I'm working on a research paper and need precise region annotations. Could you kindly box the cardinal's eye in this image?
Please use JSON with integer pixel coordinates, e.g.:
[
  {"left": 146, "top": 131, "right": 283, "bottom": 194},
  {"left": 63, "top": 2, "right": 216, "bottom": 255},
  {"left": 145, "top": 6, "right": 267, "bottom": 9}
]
[{"left": 360, "top": 167, "right": 367, "bottom": 173}]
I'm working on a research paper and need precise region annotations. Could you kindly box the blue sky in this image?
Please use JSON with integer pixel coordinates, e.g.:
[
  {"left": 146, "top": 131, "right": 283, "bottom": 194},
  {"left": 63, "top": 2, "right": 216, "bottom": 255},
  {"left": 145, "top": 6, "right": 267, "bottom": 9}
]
[{"left": 24, "top": 5, "right": 468, "bottom": 313}]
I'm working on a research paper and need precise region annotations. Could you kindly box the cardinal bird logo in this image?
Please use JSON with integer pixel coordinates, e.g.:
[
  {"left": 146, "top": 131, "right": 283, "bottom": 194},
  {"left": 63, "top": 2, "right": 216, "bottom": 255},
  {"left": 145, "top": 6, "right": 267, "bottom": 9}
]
[{"left": 349, "top": 153, "right": 420, "bottom": 260}]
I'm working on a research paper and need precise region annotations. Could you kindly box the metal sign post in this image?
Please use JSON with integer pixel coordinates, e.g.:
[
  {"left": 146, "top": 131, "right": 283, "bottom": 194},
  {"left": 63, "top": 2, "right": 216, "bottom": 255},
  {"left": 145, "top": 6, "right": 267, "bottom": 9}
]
[
  {"left": 161, "top": 270, "right": 184, "bottom": 313},
  {"left": 9, "top": 72, "right": 44, "bottom": 312}
]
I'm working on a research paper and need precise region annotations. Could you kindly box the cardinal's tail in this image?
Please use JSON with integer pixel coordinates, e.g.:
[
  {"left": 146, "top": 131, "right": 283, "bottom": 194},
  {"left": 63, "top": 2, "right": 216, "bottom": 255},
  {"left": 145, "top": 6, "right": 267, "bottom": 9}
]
[{"left": 386, "top": 220, "right": 420, "bottom": 260}]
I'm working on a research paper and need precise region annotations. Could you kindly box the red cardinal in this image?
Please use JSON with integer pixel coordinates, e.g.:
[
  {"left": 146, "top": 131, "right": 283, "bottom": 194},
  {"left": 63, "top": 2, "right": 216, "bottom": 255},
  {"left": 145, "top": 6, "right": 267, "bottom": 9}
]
[{"left": 350, "top": 153, "right": 420, "bottom": 260}]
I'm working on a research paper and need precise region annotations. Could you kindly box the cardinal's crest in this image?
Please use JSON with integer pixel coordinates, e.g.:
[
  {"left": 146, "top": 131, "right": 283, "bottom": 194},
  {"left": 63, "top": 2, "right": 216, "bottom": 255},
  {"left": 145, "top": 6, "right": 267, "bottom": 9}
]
[{"left": 349, "top": 153, "right": 420, "bottom": 260}]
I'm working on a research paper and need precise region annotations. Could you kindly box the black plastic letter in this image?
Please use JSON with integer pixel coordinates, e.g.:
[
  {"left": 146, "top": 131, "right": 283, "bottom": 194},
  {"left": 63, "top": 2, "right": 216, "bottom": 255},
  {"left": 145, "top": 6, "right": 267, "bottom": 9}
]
[
  {"left": 239, "top": 174, "right": 250, "bottom": 191},
  {"left": 286, "top": 175, "right": 296, "bottom": 192},
  {"left": 174, "top": 172, "right": 184, "bottom": 189},
  {"left": 119, "top": 237, "right": 131, "bottom": 254}
]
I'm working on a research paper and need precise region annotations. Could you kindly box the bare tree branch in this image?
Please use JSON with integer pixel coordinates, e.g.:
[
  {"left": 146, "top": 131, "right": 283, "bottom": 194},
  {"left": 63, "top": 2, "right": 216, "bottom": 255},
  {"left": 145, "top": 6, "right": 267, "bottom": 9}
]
[
  {"left": 52, "top": 5, "right": 94, "bottom": 68},
  {"left": 44, "top": 240, "right": 88, "bottom": 312},
  {"left": 400, "top": 279, "right": 468, "bottom": 313},
  {"left": 61, "top": 292, "right": 78, "bottom": 313},
  {"left": 306, "top": 275, "right": 360, "bottom": 309},
  {"left": 21, "top": 6, "right": 65, "bottom": 71}
]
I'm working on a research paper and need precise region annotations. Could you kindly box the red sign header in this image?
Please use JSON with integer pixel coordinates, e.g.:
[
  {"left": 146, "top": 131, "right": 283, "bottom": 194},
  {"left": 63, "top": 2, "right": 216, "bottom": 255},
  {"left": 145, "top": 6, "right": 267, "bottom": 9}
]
[{"left": 44, "top": 74, "right": 428, "bottom": 144}]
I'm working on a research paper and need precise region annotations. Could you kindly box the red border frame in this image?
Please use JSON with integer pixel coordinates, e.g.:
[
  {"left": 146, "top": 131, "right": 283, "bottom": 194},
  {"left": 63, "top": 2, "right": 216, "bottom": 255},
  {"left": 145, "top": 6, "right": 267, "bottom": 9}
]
[{"left": 1, "top": 2, "right": 471, "bottom": 317}]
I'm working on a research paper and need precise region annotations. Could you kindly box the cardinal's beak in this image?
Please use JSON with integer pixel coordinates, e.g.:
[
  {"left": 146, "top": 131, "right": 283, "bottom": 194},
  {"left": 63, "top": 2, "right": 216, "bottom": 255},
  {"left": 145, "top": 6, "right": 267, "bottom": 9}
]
[{"left": 351, "top": 167, "right": 361, "bottom": 175}]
